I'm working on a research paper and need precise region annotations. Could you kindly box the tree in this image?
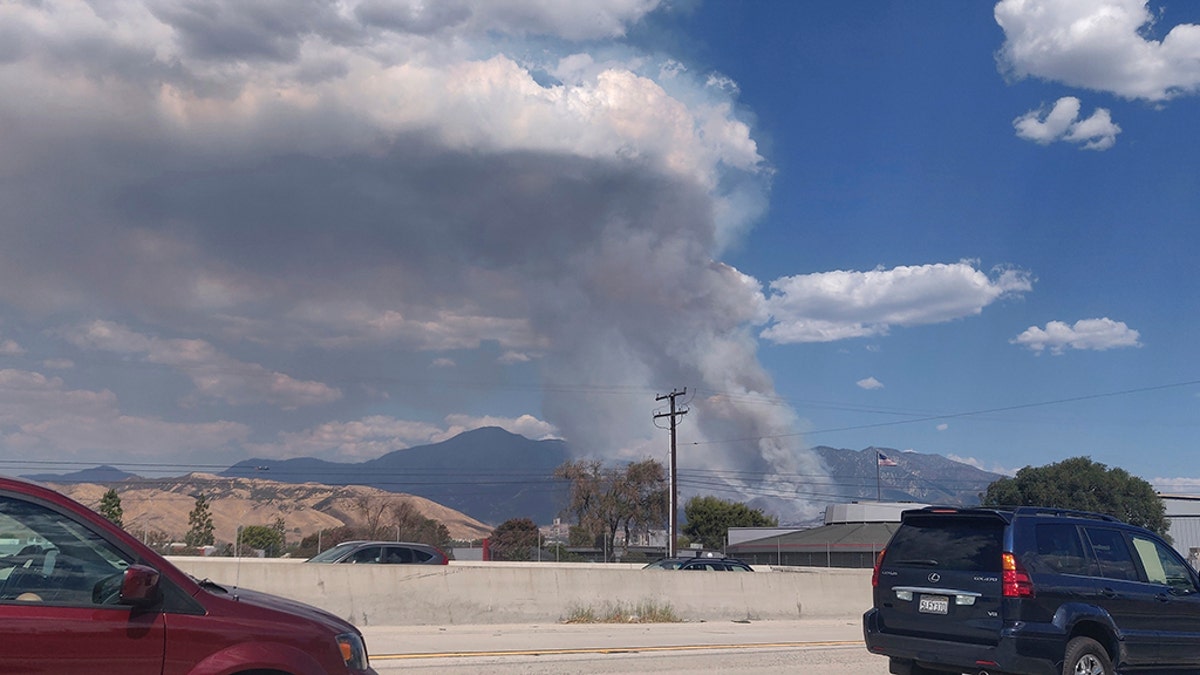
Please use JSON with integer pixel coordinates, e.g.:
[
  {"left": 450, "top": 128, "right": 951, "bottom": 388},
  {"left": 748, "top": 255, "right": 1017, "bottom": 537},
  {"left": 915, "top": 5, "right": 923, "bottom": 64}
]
[
  {"left": 271, "top": 516, "right": 287, "bottom": 549},
  {"left": 682, "top": 496, "right": 778, "bottom": 551},
  {"left": 982, "top": 456, "right": 1169, "bottom": 537},
  {"left": 185, "top": 494, "right": 216, "bottom": 547},
  {"left": 354, "top": 494, "right": 393, "bottom": 539},
  {"left": 296, "top": 525, "right": 364, "bottom": 559},
  {"left": 392, "top": 500, "right": 453, "bottom": 551},
  {"left": 98, "top": 488, "right": 124, "bottom": 528},
  {"left": 238, "top": 524, "right": 285, "bottom": 557},
  {"left": 615, "top": 460, "right": 670, "bottom": 548},
  {"left": 555, "top": 458, "right": 668, "bottom": 559},
  {"left": 489, "top": 517, "right": 539, "bottom": 561}
]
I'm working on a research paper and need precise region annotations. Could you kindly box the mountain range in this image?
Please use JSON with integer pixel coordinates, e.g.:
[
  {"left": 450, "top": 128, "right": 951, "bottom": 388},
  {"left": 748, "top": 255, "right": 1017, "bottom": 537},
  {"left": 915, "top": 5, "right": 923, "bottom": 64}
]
[
  {"left": 810, "top": 445, "right": 1001, "bottom": 506},
  {"left": 22, "top": 427, "right": 1004, "bottom": 527},
  {"left": 223, "top": 426, "right": 573, "bottom": 525}
]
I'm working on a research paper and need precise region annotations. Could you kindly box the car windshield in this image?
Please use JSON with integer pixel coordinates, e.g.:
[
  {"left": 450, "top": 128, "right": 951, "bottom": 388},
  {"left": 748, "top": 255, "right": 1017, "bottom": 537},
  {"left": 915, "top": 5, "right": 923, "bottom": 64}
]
[{"left": 306, "top": 543, "right": 359, "bottom": 563}]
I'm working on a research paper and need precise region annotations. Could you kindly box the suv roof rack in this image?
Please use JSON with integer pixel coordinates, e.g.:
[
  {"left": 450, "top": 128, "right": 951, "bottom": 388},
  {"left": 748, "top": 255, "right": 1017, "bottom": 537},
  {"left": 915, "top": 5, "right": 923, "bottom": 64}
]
[
  {"left": 903, "top": 505, "right": 1123, "bottom": 524},
  {"left": 1010, "top": 506, "right": 1120, "bottom": 522}
]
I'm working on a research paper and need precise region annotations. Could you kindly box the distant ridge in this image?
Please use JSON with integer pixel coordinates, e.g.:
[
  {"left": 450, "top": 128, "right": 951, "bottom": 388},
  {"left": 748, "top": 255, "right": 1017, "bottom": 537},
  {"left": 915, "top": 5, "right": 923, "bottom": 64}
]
[
  {"left": 810, "top": 446, "right": 1001, "bottom": 505},
  {"left": 22, "top": 464, "right": 139, "bottom": 484},
  {"left": 20, "top": 430, "right": 1004, "bottom": 526},
  {"left": 44, "top": 472, "right": 492, "bottom": 544},
  {"left": 223, "top": 426, "right": 572, "bottom": 525}
]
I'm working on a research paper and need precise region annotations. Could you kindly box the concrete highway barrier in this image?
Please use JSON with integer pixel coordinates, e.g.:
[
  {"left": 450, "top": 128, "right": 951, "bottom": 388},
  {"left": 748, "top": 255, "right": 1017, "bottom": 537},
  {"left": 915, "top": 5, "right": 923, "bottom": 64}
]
[{"left": 168, "top": 558, "right": 873, "bottom": 627}]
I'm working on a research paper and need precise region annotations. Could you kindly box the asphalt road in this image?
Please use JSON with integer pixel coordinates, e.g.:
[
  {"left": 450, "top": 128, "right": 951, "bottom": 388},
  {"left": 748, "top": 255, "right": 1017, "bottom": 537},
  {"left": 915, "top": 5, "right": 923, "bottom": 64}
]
[{"left": 360, "top": 618, "right": 891, "bottom": 674}]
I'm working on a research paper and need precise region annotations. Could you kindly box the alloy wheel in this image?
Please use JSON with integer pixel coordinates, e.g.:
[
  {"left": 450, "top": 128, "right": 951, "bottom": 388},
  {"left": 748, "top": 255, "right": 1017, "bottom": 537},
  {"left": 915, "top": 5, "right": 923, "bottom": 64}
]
[{"left": 1072, "top": 653, "right": 1105, "bottom": 675}]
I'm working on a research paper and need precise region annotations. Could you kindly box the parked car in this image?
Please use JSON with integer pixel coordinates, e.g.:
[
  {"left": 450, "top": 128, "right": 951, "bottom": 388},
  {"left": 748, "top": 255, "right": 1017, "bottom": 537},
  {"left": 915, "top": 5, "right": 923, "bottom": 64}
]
[
  {"left": 643, "top": 555, "right": 753, "bottom": 571},
  {"left": 306, "top": 540, "right": 450, "bottom": 565},
  {"left": 863, "top": 505, "right": 1200, "bottom": 675},
  {"left": 0, "top": 475, "right": 375, "bottom": 674}
]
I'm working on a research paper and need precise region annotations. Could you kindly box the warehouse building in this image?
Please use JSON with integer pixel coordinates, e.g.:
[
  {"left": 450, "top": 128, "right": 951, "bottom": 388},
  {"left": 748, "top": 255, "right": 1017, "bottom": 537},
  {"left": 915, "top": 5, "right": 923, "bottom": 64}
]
[{"left": 726, "top": 501, "right": 927, "bottom": 568}]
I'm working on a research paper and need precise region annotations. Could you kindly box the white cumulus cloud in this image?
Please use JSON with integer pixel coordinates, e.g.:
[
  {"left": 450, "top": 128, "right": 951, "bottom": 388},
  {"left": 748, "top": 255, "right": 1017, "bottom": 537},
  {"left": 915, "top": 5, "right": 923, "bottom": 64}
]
[
  {"left": 0, "top": 368, "right": 248, "bottom": 462},
  {"left": 762, "top": 261, "right": 1033, "bottom": 344},
  {"left": 947, "top": 453, "right": 1019, "bottom": 476},
  {"left": 64, "top": 321, "right": 342, "bottom": 408},
  {"left": 995, "top": 0, "right": 1200, "bottom": 101},
  {"left": 1014, "top": 96, "right": 1121, "bottom": 150},
  {"left": 1152, "top": 477, "right": 1200, "bottom": 494},
  {"left": 1011, "top": 317, "right": 1142, "bottom": 354},
  {"left": 857, "top": 377, "right": 884, "bottom": 390}
]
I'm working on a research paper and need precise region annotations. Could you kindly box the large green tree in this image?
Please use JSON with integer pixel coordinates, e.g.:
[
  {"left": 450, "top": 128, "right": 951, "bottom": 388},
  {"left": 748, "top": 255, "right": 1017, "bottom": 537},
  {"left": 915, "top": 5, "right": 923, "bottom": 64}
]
[
  {"left": 982, "top": 456, "right": 1169, "bottom": 537},
  {"left": 489, "top": 517, "right": 540, "bottom": 561},
  {"left": 682, "top": 496, "right": 778, "bottom": 551},
  {"left": 185, "top": 494, "right": 216, "bottom": 547},
  {"left": 98, "top": 488, "right": 124, "bottom": 528}
]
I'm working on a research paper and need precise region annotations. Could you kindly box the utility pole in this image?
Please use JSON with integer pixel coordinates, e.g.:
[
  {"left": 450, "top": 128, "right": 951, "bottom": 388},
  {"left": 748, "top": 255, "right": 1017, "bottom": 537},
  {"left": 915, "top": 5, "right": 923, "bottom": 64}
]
[{"left": 655, "top": 388, "right": 688, "bottom": 557}]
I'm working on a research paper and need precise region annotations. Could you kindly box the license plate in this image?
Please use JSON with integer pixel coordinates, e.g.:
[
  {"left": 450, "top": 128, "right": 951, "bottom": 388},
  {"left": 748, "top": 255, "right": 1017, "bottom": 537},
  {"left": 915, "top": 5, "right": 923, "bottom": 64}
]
[{"left": 918, "top": 595, "right": 949, "bottom": 614}]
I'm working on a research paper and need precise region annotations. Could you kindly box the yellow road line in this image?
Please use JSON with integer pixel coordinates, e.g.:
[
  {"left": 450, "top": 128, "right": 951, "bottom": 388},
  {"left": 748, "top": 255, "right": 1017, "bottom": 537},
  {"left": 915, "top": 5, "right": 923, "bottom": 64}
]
[{"left": 372, "top": 640, "right": 860, "bottom": 660}]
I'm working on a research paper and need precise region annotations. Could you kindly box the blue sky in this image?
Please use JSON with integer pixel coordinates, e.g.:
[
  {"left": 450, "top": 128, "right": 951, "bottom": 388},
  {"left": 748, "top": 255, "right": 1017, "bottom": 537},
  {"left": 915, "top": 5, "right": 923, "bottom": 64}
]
[
  {"left": 671, "top": 0, "right": 1200, "bottom": 482},
  {"left": 0, "top": 0, "right": 1198, "bottom": 519}
]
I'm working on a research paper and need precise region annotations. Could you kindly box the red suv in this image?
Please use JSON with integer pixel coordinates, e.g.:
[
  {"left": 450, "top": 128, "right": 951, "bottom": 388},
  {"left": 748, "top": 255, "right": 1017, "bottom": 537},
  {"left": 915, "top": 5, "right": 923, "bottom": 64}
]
[{"left": 0, "top": 475, "right": 377, "bottom": 674}]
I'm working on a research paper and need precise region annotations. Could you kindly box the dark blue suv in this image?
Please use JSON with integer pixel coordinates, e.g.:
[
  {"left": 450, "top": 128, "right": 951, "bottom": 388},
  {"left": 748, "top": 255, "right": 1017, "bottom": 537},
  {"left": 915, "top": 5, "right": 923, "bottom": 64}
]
[{"left": 863, "top": 506, "right": 1200, "bottom": 675}]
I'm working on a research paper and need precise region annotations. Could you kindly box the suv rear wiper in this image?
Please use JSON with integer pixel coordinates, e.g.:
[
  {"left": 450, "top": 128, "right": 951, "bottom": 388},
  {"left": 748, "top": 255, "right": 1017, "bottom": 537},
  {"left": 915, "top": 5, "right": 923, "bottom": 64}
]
[{"left": 894, "top": 559, "right": 940, "bottom": 566}]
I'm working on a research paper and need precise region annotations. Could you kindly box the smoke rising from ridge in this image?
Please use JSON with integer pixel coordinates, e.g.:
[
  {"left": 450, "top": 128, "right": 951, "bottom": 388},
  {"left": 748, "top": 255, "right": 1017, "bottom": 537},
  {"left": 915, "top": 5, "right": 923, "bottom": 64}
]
[{"left": 0, "top": 1, "right": 827, "bottom": 519}]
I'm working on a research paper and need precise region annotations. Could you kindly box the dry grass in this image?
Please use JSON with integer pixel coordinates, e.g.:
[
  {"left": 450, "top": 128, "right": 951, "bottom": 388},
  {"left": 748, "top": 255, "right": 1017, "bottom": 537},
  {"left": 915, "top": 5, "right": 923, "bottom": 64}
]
[{"left": 563, "top": 599, "right": 680, "bottom": 624}]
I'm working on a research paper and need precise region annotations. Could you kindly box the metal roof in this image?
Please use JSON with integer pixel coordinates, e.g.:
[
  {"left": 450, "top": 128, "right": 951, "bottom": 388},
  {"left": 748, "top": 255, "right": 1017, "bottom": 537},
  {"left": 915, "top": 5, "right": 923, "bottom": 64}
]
[{"left": 726, "top": 522, "right": 899, "bottom": 554}]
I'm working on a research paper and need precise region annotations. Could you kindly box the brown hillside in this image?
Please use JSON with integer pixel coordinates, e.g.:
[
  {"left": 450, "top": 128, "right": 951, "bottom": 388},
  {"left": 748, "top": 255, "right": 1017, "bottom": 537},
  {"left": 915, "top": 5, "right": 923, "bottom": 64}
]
[{"left": 51, "top": 473, "right": 492, "bottom": 545}]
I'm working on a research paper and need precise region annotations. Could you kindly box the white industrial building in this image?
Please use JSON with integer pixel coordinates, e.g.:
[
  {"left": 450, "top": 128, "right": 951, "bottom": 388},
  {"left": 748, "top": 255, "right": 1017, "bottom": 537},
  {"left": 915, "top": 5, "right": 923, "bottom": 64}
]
[{"left": 1161, "top": 494, "right": 1200, "bottom": 567}]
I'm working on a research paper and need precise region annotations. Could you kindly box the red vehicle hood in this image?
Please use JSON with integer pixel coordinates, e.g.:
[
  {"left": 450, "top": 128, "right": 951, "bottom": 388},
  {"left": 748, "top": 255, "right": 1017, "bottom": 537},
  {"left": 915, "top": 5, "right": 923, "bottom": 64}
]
[{"left": 195, "top": 581, "right": 358, "bottom": 636}]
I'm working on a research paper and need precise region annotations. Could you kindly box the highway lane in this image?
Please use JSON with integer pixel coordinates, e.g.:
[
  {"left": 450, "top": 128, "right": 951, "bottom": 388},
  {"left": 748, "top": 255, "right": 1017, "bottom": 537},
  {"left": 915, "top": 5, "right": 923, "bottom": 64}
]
[
  {"left": 370, "top": 642, "right": 890, "bottom": 674},
  {"left": 360, "top": 618, "right": 891, "bottom": 674},
  {"left": 372, "top": 638, "right": 892, "bottom": 667}
]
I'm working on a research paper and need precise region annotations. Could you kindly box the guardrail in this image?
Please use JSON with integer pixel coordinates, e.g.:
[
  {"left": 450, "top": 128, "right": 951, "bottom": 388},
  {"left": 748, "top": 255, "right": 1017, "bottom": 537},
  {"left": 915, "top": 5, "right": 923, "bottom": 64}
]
[{"left": 168, "top": 558, "right": 872, "bottom": 626}]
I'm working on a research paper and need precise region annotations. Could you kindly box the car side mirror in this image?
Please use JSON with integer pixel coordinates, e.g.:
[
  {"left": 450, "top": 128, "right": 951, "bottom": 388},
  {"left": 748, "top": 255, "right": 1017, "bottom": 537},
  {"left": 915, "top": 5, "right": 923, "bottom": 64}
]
[{"left": 119, "top": 565, "right": 162, "bottom": 608}]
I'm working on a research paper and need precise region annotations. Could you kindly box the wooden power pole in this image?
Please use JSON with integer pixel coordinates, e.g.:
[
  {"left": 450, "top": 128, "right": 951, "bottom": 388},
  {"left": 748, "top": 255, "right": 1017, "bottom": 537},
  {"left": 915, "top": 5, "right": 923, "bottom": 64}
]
[{"left": 655, "top": 388, "right": 688, "bottom": 557}]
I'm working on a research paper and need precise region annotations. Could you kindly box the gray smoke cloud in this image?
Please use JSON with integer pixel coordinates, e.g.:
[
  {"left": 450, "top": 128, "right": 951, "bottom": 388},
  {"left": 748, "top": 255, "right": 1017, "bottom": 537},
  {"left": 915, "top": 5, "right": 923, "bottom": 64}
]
[{"left": 0, "top": 0, "right": 827, "bottom": 520}]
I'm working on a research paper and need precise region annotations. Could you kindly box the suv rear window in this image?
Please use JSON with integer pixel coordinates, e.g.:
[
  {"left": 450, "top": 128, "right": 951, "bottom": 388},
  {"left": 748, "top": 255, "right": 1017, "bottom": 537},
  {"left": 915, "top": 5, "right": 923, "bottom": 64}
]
[{"left": 886, "top": 516, "right": 1004, "bottom": 572}]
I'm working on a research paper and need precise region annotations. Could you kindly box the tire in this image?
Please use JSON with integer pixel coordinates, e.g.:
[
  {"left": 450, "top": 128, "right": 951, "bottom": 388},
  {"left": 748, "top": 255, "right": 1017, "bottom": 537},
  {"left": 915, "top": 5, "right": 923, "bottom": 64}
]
[{"left": 1063, "top": 636, "right": 1113, "bottom": 675}]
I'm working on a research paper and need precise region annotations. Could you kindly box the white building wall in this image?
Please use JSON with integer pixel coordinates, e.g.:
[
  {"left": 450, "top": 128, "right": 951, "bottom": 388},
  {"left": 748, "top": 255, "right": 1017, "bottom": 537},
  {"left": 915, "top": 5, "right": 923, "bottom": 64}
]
[
  {"left": 1163, "top": 495, "right": 1200, "bottom": 564},
  {"left": 823, "top": 502, "right": 930, "bottom": 524}
]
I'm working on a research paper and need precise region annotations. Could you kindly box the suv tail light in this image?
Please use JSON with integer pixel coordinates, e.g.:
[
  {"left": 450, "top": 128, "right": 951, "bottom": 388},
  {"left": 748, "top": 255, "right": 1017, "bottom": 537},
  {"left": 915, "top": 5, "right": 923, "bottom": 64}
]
[
  {"left": 871, "top": 548, "right": 885, "bottom": 587},
  {"left": 1002, "top": 552, "right": 1034, "bottom": 597}
]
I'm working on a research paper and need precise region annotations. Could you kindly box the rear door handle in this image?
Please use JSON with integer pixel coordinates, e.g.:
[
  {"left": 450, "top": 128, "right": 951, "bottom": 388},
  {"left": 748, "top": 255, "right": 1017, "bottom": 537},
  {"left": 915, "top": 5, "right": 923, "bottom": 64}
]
[
  {"left": 1156, "top": 593, "right": 1171, "bottom": 603},
  {"left": 1100, "top": 588, "right": 1117, "bottom": 598}
]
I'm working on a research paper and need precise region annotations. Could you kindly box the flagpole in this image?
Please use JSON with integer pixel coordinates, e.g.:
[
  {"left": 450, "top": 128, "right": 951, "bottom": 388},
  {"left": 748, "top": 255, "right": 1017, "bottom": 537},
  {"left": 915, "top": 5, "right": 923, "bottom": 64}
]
[{"left": 876, "top": 451, "right": 881, "bottom": 502}]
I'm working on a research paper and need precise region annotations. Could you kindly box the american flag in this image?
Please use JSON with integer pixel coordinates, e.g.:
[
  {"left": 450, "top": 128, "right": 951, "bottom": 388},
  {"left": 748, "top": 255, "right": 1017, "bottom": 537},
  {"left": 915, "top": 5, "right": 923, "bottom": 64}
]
[{"left": 877, "top": 451, "right": 898, "bottom": 467}]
